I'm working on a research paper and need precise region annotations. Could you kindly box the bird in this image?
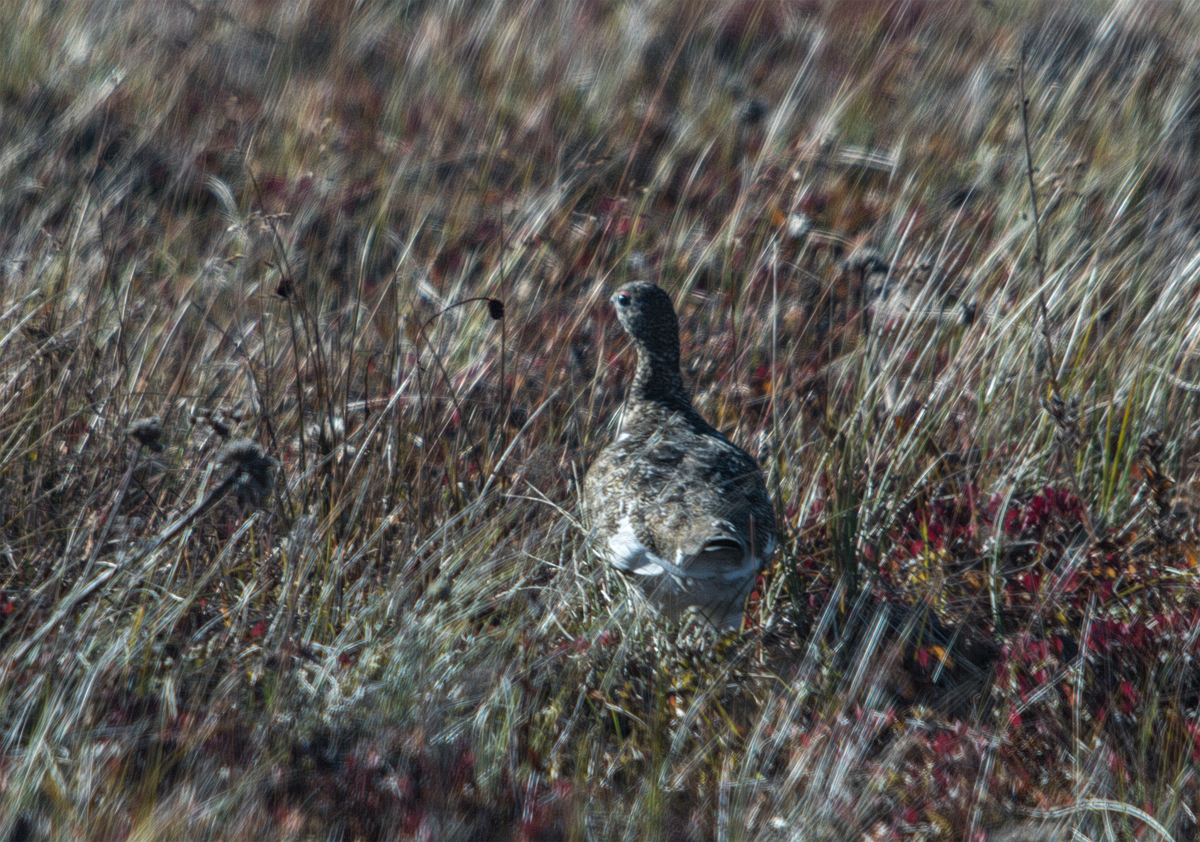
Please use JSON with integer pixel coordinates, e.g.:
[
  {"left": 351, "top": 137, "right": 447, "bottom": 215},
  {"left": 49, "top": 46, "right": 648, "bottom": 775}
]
[{"left": 583, "top": 281, "right": 777, "bottom": 629}]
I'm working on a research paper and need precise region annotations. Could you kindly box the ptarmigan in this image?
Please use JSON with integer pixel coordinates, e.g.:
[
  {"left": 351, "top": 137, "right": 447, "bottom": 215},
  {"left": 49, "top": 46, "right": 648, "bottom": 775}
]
[{"left": 583, "top": 281, "right": 777, "bottom": 629}]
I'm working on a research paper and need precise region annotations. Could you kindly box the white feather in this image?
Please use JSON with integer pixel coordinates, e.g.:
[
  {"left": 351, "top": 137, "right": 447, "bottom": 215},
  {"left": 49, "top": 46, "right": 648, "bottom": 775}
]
[{"left": 605, "top": 515, "right": 667, "bottom": 576}]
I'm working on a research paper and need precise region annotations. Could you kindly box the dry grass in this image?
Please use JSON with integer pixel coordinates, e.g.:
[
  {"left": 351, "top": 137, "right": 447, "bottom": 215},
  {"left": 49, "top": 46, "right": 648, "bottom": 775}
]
[{"left": 2, "top": 0, "right": 1200, "bottom": 839}]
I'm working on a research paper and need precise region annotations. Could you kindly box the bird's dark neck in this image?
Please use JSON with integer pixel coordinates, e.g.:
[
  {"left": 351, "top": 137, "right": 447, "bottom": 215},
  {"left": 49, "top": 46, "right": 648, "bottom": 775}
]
[{"left": 629, "top": 343, "right": 691, "bottom": 410}]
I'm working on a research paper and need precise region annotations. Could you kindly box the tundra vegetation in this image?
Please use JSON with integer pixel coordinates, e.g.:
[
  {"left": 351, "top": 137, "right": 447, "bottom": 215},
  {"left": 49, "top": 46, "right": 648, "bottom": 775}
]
[{"left": 1, "top": 1, "right": 1199, "bottom": 839}]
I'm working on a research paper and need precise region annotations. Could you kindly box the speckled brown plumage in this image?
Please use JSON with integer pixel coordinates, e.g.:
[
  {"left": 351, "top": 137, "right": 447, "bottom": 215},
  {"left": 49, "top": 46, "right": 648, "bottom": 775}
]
[{"left": 583, "top": 281, "right": 777, "bottom": 629}]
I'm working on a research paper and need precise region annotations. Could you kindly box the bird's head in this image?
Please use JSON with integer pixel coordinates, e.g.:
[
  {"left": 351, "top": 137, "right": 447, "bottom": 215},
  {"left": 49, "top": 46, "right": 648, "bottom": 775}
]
[{"left": 611, "top": 281, "right": 680, "bottom": 357}]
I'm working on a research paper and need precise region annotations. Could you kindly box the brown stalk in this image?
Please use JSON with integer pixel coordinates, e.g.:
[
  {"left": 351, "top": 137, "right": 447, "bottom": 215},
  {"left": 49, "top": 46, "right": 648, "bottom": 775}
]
[{"left": 1017, "top": 40, "right": 1098, "bottom": 545}]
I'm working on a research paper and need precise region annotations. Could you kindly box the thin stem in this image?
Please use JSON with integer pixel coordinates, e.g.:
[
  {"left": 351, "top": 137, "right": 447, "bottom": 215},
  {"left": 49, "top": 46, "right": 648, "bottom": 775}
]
[
  {"left": 1017, "top": 40, "right": 1061, "bottom": 397},
  {"left": 1018, "top": 41, "right": 1097, "bottom": 543}
]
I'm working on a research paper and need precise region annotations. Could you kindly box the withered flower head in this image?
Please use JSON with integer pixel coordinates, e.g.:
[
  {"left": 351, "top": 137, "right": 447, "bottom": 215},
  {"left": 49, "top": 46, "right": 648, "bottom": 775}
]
[
  {"left": 218, "top": 439, "right": 276, "bottom": 507},
  {"left": 128, "top": 417, "right": 165, "bottom": 452}
]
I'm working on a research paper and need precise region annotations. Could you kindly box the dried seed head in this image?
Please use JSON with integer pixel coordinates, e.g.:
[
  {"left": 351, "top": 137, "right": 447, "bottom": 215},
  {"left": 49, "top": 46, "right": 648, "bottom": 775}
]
[
  {"left": 218, "top": 439, "right": 276, "bottom": 507},
  {"left": 219, "top": 439, "right": 264, "bottom": 464},
  {"left": 192, "top": 405, "right": 234, "bottom": 437},
  {"left": 1139, "top": 429, "right": 1165, "bottom": 463},
  {"left": 1042, "top": 394, "right": 1082, "bottom": 449},
  {"left": 305, "top": 415, "right": 357, "bottom": 458},
  {"left": 128, "top": 417, "right": 165, "bottom": 452},
  {"left": 843, "top": 246, "right": 889, "bottom": 277},
  {"left": 740, "top": 98, "right": 767, "bottom": 126}
]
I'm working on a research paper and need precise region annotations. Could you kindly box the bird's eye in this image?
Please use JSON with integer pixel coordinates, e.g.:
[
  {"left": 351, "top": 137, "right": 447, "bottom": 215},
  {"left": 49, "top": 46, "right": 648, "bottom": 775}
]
[{"left": 615, "top": 291, "right": 631, "bottom": 306}]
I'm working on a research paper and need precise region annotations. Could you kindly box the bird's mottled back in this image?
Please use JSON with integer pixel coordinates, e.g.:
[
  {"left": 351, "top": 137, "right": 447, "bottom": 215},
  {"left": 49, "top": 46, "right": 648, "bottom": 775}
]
[{"left": 583, "top": 282, "right": 777, "bottom": 629}]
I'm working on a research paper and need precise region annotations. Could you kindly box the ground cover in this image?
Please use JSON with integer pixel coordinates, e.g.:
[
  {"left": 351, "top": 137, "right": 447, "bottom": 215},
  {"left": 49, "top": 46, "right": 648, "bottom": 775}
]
[{"left": 1, "top": 1, "right": 1199, "bottom": 839}]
